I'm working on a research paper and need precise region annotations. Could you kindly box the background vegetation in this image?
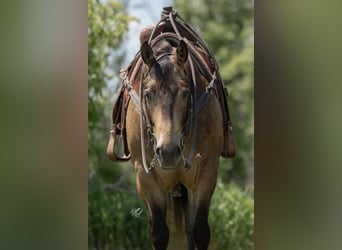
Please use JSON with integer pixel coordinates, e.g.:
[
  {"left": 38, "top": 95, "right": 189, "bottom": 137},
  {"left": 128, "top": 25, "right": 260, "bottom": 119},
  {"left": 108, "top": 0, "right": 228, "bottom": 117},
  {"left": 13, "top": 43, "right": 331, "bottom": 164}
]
[
  {"left": 175, "top": 0, "right": 254, "bottom": 184},
  {"left": 88, "top": 0, "right": 254, "bottom": 249}
]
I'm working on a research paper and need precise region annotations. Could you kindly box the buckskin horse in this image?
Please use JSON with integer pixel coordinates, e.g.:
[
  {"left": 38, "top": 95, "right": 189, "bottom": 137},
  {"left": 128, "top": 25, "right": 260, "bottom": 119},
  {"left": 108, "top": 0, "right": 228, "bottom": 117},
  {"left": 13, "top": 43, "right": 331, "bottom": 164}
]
[{"left": 107, "top": 7, "right": 236, "bottom": 250}]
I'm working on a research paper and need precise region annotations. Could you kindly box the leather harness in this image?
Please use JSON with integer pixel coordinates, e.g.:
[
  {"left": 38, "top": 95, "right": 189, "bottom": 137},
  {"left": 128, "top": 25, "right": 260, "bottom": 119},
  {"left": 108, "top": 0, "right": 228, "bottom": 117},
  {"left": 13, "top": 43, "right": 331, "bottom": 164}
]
[{"left": 107, "top": 7, "right": 236, "bottom": 173}]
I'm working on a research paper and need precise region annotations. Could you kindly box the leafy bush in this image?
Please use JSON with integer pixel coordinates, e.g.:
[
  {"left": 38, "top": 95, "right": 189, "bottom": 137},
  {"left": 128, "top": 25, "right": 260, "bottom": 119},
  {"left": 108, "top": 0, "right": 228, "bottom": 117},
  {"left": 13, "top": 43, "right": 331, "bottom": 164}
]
[
  {"left": 88, "top": 176, "right": 150, "bottom": 250},
  {"left": 209, "top": 181, "right": 254, "bottom": 250},
  {"left": 88, "top": 177, "right": 254, "bottom": 250}
]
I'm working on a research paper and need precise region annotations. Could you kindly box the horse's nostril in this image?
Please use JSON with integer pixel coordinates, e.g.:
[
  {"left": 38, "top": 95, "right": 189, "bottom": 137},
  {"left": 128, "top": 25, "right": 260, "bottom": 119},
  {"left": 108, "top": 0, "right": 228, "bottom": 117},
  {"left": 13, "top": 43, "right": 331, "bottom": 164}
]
[
  {"left": 155, "top": 145, "right": 181, "bottom": 158},
  {"left": 155, "top": 147, "right": 161, "bottom": 156},
  {"left": 155, "top": 144, "right": 182, "bottom": 167}
]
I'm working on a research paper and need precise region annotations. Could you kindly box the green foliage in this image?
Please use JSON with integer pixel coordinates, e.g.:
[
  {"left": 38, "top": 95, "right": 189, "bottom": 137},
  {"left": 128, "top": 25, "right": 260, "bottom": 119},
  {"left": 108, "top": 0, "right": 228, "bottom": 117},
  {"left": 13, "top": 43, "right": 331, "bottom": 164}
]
[
  {"left": 88, "top": 176, "right": 254, "bottom": 250},
  {"left": 174, "top": 0, "right": 254, "bottom": 184},
  {"left": 88, "top": 175, "right": 150, "bottom": 250},
  {"left": 210, "top": 181, "right": 254, "bottom": 250},
  {"left": 88, "top": 0, "right": 134, "bottom": 171},
  {"left": 88, "top": 0, "right": 129, "bottom": 129},
  {"left": 88, "top": 1, "right": 143, "bottom": 248}
]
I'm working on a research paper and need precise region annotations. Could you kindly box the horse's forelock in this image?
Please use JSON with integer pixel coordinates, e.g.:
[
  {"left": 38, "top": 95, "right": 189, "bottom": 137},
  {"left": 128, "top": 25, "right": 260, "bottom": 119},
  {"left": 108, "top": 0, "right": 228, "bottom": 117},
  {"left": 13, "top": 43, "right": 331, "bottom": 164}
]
[
  {"left": 153, "top": 40, "right": 174, "bottom": 56},
  {"left": 146, "top": 40, "right": 176, "bottom": 82},
  {"left": 138, "top": 39, "right": 190, "bottom": 89}
]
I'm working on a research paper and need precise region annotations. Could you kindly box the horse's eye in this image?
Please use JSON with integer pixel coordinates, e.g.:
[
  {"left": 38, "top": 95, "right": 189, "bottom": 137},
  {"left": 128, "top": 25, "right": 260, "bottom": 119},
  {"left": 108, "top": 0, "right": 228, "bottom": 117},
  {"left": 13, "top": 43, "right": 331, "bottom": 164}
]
[{"left": 144, "top": 91, "right": 152, "bottom": 101}]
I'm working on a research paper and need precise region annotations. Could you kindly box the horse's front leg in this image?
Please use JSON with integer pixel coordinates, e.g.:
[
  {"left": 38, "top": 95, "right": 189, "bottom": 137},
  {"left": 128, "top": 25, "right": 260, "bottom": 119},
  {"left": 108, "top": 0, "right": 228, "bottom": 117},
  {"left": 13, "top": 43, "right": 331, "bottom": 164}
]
[
  {"left": 148, "top": 204, "right": 169, "bottom": 250},
  {"left": 192, "top": 201, "right": 211, "bottom": 250},
  {"left": 186, "top": 160, "right": 219, "bottom": 250},
  {"left": 185, "top": 191, "right": 212, "bottom": 250},
  {"left": 136, "top": 169, "right": 169, "bottom": 250}
]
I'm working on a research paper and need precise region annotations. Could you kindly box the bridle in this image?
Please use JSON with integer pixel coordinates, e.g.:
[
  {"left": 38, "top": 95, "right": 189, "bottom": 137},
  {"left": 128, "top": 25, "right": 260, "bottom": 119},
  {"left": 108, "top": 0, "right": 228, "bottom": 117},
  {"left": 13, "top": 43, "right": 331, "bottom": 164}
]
[
  {"left": 120, "top": 10, "right": 219, "bottom": 174},
  {"left": 122, "top": 50, "right": 216, "bottom": 174},
  {"left": 122, "top": 52, "right": 195, "bottom": 173}
]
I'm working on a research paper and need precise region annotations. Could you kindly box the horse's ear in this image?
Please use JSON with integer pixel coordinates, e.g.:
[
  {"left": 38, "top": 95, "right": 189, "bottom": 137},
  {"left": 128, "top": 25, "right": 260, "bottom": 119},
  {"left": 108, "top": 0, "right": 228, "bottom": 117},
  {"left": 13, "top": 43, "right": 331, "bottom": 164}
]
[
  {"left": 140, "top": 41, "right": 155, "bottom": 68},
  {"left": 176, "top": 40, "right": 188, "bottom": 65}
]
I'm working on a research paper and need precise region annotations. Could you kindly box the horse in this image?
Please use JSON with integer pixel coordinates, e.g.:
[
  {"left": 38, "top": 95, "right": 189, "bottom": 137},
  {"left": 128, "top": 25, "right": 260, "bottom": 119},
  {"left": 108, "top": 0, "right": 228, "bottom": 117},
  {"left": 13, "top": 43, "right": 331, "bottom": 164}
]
[
  {"left": 124, "top": 38, "right": 224, "bottom": 250},
  {"left": 107, "top": 8, "right": 236, "bottom": 250}
]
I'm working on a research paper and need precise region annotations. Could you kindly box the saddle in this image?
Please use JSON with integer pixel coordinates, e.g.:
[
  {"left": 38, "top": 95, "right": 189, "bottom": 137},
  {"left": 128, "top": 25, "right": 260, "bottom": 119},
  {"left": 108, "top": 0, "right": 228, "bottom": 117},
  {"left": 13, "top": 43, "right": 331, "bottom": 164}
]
[{"left": 107, "top": 6, "right": 236, "bottom": 161}]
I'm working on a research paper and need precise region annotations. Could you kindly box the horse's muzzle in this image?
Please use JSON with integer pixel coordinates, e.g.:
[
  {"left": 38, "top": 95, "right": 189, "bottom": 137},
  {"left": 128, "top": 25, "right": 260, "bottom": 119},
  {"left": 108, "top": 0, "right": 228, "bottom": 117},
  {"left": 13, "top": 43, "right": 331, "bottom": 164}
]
[{"left": 155, "top": 143, "right": 181, "bottom": 169}]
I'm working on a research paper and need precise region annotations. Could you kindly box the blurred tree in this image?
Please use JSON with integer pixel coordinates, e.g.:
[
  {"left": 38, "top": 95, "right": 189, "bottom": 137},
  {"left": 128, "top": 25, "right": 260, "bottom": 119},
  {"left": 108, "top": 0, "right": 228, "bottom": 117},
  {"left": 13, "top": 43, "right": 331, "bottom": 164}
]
[
  {"left": 88, "top": 0, "right": 142, "bottom": 247},
  {"left": 88, "top": 0, "right": 134, "bottom": 173},
  {"left": 175, "top": 0, "right": 254, "bottom": 185}
]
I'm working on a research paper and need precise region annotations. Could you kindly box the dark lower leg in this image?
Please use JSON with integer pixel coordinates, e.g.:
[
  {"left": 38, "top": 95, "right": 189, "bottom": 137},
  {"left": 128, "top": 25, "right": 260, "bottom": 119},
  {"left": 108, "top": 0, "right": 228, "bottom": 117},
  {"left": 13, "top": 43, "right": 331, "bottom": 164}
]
[
  {"left": 186, "top": 233, "right": 195, "bottom": 250},
  {"left": 185, "top": 216, "right": 194, "bottom": 250},
  {"left": 150, "top": 207, "right": 169, "bottom": 250},
  {"left": 192, "top": 205, "right": 210, "bottom": 250}
]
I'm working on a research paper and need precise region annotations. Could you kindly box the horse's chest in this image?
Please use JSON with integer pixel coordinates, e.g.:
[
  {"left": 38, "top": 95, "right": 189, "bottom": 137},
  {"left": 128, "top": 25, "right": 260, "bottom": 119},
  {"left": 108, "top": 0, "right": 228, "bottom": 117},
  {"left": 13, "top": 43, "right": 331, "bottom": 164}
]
[
  {"left": 153, "top": 168, "right": 179, "bottom": 192},
  {"left": 153, "top": 160, "right": 201, "bottom": 192}
]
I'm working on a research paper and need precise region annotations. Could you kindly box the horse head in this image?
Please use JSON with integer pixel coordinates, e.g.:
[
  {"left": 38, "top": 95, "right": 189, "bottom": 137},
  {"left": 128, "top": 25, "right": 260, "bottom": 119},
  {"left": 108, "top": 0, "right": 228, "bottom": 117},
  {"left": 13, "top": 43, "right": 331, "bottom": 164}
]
[{"left": 140, "top": 39, "right": 191, "bottom": 169}]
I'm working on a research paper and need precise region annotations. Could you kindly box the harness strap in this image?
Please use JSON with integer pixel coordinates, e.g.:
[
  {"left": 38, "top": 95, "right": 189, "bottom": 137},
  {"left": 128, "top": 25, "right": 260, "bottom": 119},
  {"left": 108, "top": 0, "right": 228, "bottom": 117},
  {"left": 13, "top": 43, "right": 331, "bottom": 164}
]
[
  {"left": 107, "top": 86, "right": 131, "bottom": 161},
  {"left": 148, "top": 16, "right": 169, "bottom": 44},
  {"left": 196, "top": 72, "right": 216, "bottom": 114},
  {"left": 126, "top": 84, "right": 141, "bottom": 114},
  {"left": 139, "top": 72, "right": 151, "bottom": 174},
  {"left": 183, "top": 53, "right": 198, "bottom": 167}
]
